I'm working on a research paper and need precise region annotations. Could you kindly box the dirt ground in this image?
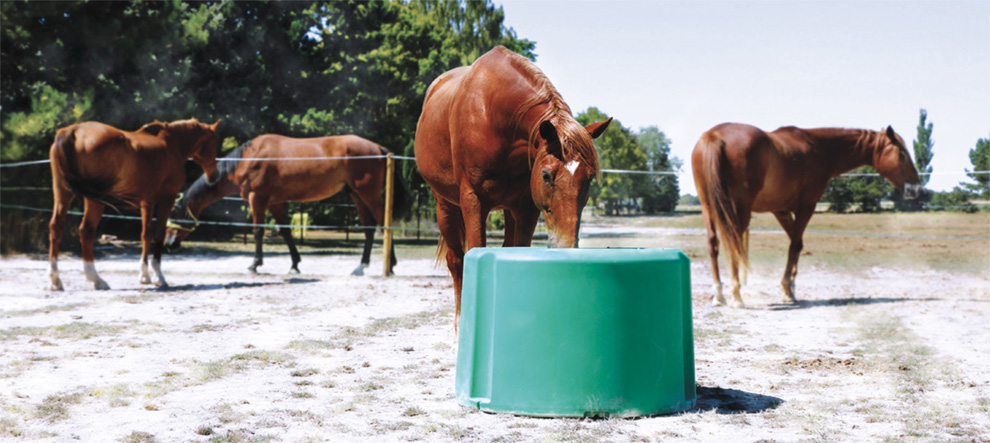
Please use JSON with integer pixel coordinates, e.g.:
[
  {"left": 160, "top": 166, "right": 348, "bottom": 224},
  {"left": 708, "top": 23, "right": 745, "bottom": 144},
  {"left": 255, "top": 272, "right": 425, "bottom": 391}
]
[{"left": 1, "top": 214, "right": 989, "bottom": 442}]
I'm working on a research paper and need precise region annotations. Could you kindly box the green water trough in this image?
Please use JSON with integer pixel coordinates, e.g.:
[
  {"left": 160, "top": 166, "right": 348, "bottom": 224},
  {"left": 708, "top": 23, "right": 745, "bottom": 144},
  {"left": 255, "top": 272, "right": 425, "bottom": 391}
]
[{"left": 455, "top": 248, "right": 696, "bottom": 418}]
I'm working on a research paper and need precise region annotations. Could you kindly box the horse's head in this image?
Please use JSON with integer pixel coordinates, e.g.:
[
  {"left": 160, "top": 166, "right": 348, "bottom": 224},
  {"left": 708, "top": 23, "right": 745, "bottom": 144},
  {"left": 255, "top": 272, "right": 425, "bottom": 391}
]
[
  {"left": 530, "top": 117, "right": 612, "bottom": 247},
  {"left": 874, "top": 126, "right": 922, "bottom": 199},
  {"left": 189, "top": 119, "right": 222, "bottom": 186},
  {"left": 164, "top": 197, "right": 197, "bottom": 251}
]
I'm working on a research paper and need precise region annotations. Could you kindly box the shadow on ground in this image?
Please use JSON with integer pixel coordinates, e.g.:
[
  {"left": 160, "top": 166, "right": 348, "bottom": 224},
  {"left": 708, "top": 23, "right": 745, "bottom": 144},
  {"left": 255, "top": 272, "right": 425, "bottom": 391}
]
[
  {"left": 767, "top": 296, "right": 939, "bottom": 310},
  {"left": 694, "top": 386, "right": 784, "bottom": 414}
]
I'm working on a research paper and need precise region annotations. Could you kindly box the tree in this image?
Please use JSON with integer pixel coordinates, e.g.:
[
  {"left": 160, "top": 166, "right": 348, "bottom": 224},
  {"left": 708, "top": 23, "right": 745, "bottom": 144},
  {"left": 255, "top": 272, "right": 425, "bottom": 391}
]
[
  {"left": 634, "top": 126, "right": 679, "bottom": 213},
  {"left": 963, "top": 134, "right": 990, "bottom": 199},
  {"left": 574, "top": 108, "right": 646, "bottom": 216},
  {"left": 894, "top": 109, "right": 936, "bottom": 211},
  {"left": 0, "top": 0, "right": 537, "bottom": 246},
  {"left": 823, "top": 167, "right": 890, "bottom": 213}
]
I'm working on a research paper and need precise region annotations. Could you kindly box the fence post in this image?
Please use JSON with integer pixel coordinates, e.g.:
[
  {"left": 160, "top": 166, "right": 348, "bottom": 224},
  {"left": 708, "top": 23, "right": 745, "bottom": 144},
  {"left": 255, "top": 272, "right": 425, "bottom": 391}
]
[{"left": 382, "top": 154, "right": 395, "bottom": 277}]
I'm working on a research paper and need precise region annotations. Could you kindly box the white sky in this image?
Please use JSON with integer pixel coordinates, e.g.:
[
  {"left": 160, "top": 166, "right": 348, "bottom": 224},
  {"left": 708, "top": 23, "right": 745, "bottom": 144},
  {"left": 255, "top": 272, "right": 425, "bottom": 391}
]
[{"left": 498, "top": 0, "right": 990, "bottom": 195}]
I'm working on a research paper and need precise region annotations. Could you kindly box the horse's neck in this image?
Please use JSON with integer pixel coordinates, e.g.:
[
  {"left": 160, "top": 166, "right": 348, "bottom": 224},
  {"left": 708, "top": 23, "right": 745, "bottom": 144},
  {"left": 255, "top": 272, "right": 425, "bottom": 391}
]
[
  {"left": 185, "top": 177, "right": 231, "bottom": 218},
  {"left": 164, "top": 127, "right": 205, "bottom": 157},
  {"left": 805, "top": 128, "right": 878, "bottom": 176}
]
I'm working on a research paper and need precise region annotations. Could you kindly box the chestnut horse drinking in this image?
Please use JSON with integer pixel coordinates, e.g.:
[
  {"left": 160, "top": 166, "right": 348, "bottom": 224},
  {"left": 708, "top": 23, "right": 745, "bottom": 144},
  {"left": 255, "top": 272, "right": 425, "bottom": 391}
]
[
  {"left": 692, "top": 123, "right": 922, "bottom": 307},
  {"left": 415, "top": 46, "right": 612, "bottom": 328},
  {"left": 48, "top": 118, "right": 221, "bottom": 290},
  {"left": 164, "top": 134, "right": 410, "bottom": 275}
]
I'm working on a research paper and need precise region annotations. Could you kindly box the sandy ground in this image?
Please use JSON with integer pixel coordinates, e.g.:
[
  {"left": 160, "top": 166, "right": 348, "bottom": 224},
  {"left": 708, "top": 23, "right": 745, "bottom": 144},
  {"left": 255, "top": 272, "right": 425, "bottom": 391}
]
[{"left": 1, "top": 220, "right": 989, "bottom": 442}]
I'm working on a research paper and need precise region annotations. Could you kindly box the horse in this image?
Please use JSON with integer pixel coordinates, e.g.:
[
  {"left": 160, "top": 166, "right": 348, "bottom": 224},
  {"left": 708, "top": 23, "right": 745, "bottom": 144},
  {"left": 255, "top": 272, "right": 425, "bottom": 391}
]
[
  {"left": 164, "top": 134, "right": 411, "bottom": 276},
  {"left": 414, "top": 46, "right": 612, "bottom": 329},
  {"left": 48, "top": 118, "right": 221, "bottom": 290},
  {"left": 691, "top": 123, "right": 922, "bottom": 307}
]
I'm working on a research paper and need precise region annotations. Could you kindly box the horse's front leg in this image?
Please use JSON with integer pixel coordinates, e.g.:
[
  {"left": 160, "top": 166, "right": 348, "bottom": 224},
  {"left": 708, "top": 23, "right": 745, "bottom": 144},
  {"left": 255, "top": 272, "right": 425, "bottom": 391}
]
[
  {"left": 247, "top": 192, "right": 269, "bottom": 274},
  {"left": 269, "top": 203, "right": 301, "bottom": 274},
  {"left": 139, "top": 201, "right": 154, "bottom": 285},
  {"left": 150, "top": 196, "right": 176, "bottom": 287},
  {"left": 780, "top": 206, "right": 816, "bottom": 303},
  {"left": 80, "top": 198, "right": 110, "bottom": 290}
]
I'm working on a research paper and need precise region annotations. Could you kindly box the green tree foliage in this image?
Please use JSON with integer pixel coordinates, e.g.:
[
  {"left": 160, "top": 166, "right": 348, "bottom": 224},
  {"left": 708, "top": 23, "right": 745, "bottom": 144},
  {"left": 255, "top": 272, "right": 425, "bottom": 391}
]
[
  {"left": 0, "top": 0, "right": 534, "bottom": 229},
  {"left": 823, "top": 167, "right": 890, "bottom": 213},
  {"left": 913, "top": 109, "right": 934, "bottom": 186},
  {"left": 574, "top": 108, "right": 679, "bottom": 215},
  {"left": 964, "top": 134, "right": 990, "bottom": 199},
  {"left": 635, "top": 126, "right": 680, "bottom": 213},
  {"left": 575, "top": 108, "right": 645, "bottom": 215},
  {"left": 928, "top": 187, "right": 977, "bottom": 213}
]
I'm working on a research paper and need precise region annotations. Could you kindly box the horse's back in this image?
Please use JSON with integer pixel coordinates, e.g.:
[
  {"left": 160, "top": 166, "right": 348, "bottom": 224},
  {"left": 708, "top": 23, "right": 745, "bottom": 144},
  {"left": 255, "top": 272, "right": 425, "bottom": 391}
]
[
  {"left": 236, "top": 134, "right": 382, "bottom": 203},
  {"left": 415, "top": 66, "right": 470, "bottom": 199}
]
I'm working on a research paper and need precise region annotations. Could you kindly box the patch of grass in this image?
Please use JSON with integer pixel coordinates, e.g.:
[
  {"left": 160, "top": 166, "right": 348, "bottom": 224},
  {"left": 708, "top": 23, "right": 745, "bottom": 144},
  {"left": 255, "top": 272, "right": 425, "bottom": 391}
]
[
  {"left": 291, "top": 391, "right": 314, "bottom": 399},
  {"left": 118, "top": 431, "right": 158, "bottom": 443},
  {"left": 402, "top": 406, "right": 426, "bottom": 417},
  {"left": 35, "top": 392, "right": 84, "bottom": 422},
  {"left": 211, "top": 403, "right": 242, "bottom": 425},
  {"left": 230, "top": 350, "right": 292, "bottom": 365},
  {"left": 320, "top": 380, "right": 336, "bottom": 389},
  {"left": 88, "top": 384, "right": 135, "bottom": 407},
  {"left": 197, "top": 359, "right": 236, "bottom": 383},
  {"left": 0, "top": 416, "right": 21, "bottom": 437},
  {"left": 285, "top": 340, "right": 333, "bottom": 353},
  {"left": 1, "top": 322, "right": 123, "bottom": 341},
  {"left": 2, "top": 303, "right": 91, "bottom": 317},
  {"left": 290, "top": 368, "right": 319, "bottom": 377}
]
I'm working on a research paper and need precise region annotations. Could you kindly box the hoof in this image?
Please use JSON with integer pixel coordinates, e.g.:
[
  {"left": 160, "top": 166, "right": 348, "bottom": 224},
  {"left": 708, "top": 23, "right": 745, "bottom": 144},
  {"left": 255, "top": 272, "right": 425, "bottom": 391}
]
[
  {"left": 94, "top": 280, "right": 110, "bottom": 290},
  {"left": 710, "top": 296, "right": 726, "bottom": 307},
  {"left": 351, "top": 264, "right": 368, "bottom": 276},
  {"left": 247, "top": 266, "right": 259, "bottom": 275},
  {"left": 140, "top": 276, "right": 152, "bottom": 285},
  {"left": 729, "top": 299, "right": 745, "bottom": 309},
  {"left": 288, "top": 266, "right": 300, "bottom": 275},
  {"left": 50, "top": 281, "right": 64, "bottom": 292}
]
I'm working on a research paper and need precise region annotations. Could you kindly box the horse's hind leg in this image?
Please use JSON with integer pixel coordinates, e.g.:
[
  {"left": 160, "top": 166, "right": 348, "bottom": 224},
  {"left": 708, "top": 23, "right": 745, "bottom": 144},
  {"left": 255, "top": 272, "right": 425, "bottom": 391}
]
[
  {"left": 701, "top": 208, "right": 725, "bottom": 306},
  {"left": 79, "top": 198, "right": 109, "bottom": 290},
  {"left": 48, "top": 189, "right": 74, "bottom": 291},
  {"left": 346, "top": 190, "right": 376, "bottom": 276},
  {"left": 269, "top": 203, "right": 300, "bottom": 274}
]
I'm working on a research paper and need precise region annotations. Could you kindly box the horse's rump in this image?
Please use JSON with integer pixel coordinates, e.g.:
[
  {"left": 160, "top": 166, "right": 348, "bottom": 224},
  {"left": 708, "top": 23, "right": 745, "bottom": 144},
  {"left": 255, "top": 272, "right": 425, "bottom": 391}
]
[
  {"left": 694, "top": 130, "right": 750, "bottom": 272},
  {"left": 51, "top": 126, "right": 137, "bottom": 212}
]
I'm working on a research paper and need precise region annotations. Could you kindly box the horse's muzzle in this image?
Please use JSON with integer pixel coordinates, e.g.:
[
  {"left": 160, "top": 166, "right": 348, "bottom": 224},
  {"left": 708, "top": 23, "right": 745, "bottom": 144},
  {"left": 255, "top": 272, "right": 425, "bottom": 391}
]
[
  {"left": 205, "top": 170, "right": 221, "bottom": 186},
  {"left": 903, "top": 183, "right": 922, "bottom": 200}
]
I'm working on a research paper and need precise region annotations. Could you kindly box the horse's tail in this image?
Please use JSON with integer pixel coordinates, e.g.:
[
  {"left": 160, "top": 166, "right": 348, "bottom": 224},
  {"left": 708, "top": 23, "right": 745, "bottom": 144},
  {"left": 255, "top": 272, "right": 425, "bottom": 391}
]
[
  {"left": 379, "top": 146, "right": 413, "bottom": 220},
  {"left": 694, "top": 130, "right": 749, "bottom": 274},
  {"left": 50, "top": 126, "right": 134, "bottom": 212}
]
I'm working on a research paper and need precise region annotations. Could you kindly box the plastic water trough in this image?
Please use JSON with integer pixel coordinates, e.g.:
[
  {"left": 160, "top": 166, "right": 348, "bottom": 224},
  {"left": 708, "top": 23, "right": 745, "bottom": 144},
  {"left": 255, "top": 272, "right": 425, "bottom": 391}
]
[{"left": 455, "top": 247, "right": 696, "bottom": 418}]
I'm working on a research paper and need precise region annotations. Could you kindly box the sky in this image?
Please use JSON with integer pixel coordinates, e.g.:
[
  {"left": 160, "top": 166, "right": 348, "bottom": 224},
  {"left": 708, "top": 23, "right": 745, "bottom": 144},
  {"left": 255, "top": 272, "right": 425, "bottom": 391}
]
[{"left": 497, "top": 0, "right": 990, "bottom": 195}]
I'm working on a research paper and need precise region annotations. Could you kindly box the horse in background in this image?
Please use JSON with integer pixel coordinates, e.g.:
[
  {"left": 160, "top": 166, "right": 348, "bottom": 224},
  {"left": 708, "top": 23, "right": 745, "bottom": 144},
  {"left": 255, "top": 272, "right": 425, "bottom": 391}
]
[
  {"left": 691, "top": 123, "right": 922, "bottom": 307},
  {"left": 415, "top": 46, "right": 612, "bottom": 329},
  {"left": 164, "top": 134, "right": 411, "bottom": 276},
  {"left": 49, "top": 118, "right": 221, "bottom": 290}
]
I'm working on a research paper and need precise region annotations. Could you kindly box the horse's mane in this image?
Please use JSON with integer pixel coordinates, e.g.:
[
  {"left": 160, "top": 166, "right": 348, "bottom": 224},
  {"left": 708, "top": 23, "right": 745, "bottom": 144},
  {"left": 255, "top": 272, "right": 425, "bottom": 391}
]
[{"left": 503, "top": 50, "right": 600, "bottom": 175}]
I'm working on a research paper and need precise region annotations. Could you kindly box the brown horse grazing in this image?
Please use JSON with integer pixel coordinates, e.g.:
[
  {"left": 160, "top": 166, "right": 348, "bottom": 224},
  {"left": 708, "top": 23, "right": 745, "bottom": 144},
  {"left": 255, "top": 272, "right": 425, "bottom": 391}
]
[
  {"left": 692, "top": 123, "right": 922, "bottom": 307},
  {"left": 163, "top": 134, "right": 411, "bottom": 276},
  {"left": 415, "top": 46, "right": 612, "bottom": 329},
  {"left": 48, "top": 118, "right": 221, "bottom": 290}
]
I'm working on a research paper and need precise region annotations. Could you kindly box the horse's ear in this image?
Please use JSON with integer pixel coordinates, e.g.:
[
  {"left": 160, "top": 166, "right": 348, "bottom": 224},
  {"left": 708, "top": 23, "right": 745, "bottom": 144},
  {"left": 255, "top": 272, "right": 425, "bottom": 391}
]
[
  {"left": 585, "top": 117, "right": 613, "bottom": 139},
  {"left": 139, "top": 121, "right": 167, "bottom": 136},
  {"left": 885, "top": 125, "right": 896, "bottom": 141},
  {"left": 539, "top": 121, "right": 563, "bottom": 160},
  {"left": 210, "top": 119, "right": 221, "bottom": 131}
]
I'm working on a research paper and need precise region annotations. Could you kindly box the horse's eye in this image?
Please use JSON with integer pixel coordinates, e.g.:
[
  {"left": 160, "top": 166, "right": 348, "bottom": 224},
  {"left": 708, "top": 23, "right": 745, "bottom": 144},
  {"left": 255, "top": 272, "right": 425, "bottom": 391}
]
[{"left": 542, "top": 169, "right": 553, "bottom": 185}]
